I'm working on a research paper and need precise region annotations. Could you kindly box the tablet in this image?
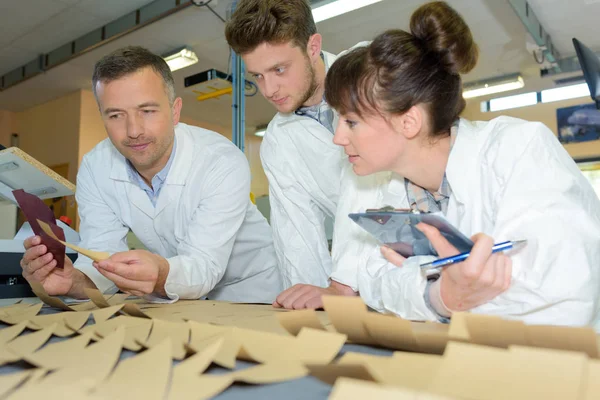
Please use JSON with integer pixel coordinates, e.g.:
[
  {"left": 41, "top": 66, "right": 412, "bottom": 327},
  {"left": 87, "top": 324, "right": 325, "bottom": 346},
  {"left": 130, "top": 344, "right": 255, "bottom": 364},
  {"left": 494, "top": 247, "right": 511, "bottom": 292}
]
[{"left": 348, "top": 210, "right": 473, "bottom": 258}]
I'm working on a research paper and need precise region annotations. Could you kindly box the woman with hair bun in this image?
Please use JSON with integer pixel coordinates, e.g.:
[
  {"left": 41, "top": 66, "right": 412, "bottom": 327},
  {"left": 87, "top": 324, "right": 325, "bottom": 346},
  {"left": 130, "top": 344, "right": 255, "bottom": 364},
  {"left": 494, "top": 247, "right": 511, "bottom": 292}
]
[{"left": 326, "top": 1, "right": 600, "bottom": 327}]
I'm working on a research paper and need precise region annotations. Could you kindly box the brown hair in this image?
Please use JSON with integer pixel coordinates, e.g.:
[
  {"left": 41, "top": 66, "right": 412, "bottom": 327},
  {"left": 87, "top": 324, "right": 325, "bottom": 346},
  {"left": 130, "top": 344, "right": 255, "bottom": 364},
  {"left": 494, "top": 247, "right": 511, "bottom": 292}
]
[
  {"left": 225, "top": 0, "right": 317, "bottom": 55},
  {"left": 92, "top": 46, "right": 175, "bottom": 105},
  {"left": 325, "top": 1, "right": 478, "bottom": 137}
]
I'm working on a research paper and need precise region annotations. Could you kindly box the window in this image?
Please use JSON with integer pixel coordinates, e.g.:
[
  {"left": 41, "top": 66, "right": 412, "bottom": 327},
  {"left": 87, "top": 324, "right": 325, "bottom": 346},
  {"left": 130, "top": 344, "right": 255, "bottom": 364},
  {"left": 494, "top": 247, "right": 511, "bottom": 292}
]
[
  {"left": 489, "top": 92, "right": 538, "bottom": 112},
  {"left": 541, "top": 83, "right": 590, "bottom": 104}
]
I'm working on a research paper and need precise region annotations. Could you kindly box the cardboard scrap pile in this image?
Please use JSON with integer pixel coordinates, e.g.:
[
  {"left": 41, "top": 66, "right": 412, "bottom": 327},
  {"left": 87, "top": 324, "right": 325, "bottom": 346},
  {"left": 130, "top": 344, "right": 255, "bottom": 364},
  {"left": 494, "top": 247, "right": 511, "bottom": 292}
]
[{"left": 0, "top": 289, "right": 599, "bottom": 400}]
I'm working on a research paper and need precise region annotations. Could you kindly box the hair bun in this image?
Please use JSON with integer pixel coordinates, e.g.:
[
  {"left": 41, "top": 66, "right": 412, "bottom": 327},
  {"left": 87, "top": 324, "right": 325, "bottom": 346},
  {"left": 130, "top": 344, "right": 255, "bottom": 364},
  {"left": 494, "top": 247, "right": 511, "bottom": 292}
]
[{"left": 409, "top": 1, "right": 478, "bottom": 75}]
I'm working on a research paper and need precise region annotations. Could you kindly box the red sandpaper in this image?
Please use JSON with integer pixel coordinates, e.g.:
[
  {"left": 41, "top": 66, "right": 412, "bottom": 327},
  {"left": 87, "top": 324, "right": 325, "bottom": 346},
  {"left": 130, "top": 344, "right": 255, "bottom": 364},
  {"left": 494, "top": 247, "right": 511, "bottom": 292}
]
[{"left": 13, "top": 189, "right": 66, "bottom": 269}]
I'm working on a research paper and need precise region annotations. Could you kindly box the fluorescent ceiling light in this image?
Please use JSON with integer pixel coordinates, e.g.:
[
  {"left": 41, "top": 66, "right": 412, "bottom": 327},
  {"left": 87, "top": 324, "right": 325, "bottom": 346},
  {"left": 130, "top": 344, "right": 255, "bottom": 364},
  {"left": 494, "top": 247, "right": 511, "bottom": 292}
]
[
  {"left": 163, "top": 48, "right": 198, "bottom": 72},
  {"left": 489, "top": 92, "right": 538, "bottom": 112},
  {"left": 541, "top": 83, "right": 590, "bottom": 103},
  {"left": 463, "top": 74, "right": 524, "bottom": 99},
  {"left": 255, "top": 128, "right": 266, "bottom": 137},
  {"left": 312, "top": 0, "right": 384, "bottom": 23}
]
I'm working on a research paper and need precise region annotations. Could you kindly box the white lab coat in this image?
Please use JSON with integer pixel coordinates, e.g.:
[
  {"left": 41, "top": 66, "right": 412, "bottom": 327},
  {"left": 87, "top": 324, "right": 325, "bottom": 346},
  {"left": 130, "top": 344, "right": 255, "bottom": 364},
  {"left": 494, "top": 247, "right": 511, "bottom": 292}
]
[
  {"left": 74, "top": 122, "right": 282, "bottom": 303},
  {"left": 261, "top": 44, "right": 368, "bottom": 289},
  {"left": 333, "top": 117, "right": 600, "bottom": 329}
]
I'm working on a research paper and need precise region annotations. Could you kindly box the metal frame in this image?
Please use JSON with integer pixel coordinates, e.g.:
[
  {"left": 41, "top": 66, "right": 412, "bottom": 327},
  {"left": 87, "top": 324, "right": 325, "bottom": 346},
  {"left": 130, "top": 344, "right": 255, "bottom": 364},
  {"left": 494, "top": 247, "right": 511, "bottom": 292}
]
[{"left": 230, "top": 1, "right": 245, "bottom": 152}]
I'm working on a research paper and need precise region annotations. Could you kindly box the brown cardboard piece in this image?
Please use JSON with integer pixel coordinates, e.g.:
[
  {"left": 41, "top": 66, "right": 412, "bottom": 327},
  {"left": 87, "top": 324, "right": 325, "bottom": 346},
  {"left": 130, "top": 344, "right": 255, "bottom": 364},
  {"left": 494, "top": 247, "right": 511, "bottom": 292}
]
[
  {"left": 322, "top": 296, "right": 376, "bottom": 345},
  {"left": 336, "top": 351, "right": 443, "bottom": 391},
  {"left": 94, "top": 338, "right": 172, "bottom": 400},
  {"left": 27, "top": 311, "right": 90, "bottom": 337},
  {"left": 277, "top": 309, "right": 327, "bottom": 335},
  {"left": 187, "top": 321, "right": 346, "bottom": 369},
  {"left": 388, "top": 352, "right": 444, "bottom": 391},
  {"left": 231, "top": 361, "right": 309, "bottom": 384},
  {"left": 363, "top": 313, "right": 420, "bottom": 352},
  {"left": 29, "top": 281, "right": 78, "bottom": 311},
  {"left": 463, "top": 313, "right": 528, "bottom": 348},
  {"left": 233, "top": 327, "right": 346, "bottom": 365},
  {"left": 107, "top": 293, "right": 131, "bottom": 305},
  {"left": 81, "top": 315, "right": 149, "bottom": 340},
  {"left": 0, "top": 324, "right": 56, "bottom": 364},
  {"left": 84, "top": 288, "right": 112, "bottom": 307},
  {"left": 525, "top": 324, "right": 600, "bottom": 358},
  {"left": 69, "top": 301, "right": 99, "bottom": 312},
  {"left": 84, "top": 288, "right": 149, "bottom": 318},
  {"left": 168, "top": 338, "right": 231, "bottom": 400},
  {"left": 140, "top": 319, "right": 190, "bottom": 360},
  {"left": 0, "top": 370, "right": 33, "bottom": 398},
  {"left": 8, "top": 380, "right": 101, "bottom": 400},
  {"left": 428, "top": 341, "right": 588, "bottom": 400},
  {"left": 91, "top": 304, "right": 124, "bottom": 324},
  {"left": 41, "top": 327, "right": 125, "bottom": 389},
  {"left": 168, "top": 375, "right": 233, "bottom": 400},
  {"left": 582, "top": 360, "right": 600, "bottom": 400},
  {"left": 0, "top": 303, "right": 43, "bottom": 325},
  {"left": 23, "top": 331, "right": 94, "bottom": 369},
  {"left": 0, "top": 320, "right": 28, "bottom": 345},
  {"left": 38, "top": 219, "right": 109, "bottom": 261},
  {"left": 120, "top": 320, "right": 154, "bottom": 351},
  {"left": 329, "top": 377, "right": 455, "bottom": 400},
  {"left": 307, "top": 363, "right": 376, "bottom": 386}
]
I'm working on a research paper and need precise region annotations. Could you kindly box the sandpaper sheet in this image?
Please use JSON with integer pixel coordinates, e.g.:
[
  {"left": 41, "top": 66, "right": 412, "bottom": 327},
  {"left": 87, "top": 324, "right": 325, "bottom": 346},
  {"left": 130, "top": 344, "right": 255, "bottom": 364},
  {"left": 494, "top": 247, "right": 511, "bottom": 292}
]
[{"left": 13, "top": 189, "right": 66, "bottom": 269}]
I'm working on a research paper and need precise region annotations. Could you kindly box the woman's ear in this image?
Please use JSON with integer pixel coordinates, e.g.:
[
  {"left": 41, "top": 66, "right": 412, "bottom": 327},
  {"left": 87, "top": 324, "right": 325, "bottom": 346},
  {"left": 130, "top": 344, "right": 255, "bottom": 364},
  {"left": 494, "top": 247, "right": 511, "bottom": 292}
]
[{"left": 395, "top": 106, "right": 423, "bottom": 140}]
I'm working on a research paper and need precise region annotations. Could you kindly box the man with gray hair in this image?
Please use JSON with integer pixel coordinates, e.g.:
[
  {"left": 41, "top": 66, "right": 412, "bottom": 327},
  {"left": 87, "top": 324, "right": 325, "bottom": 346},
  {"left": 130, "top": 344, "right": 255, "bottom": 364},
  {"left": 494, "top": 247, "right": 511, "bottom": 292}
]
[{"left": 19, "top": 46, "right": 282, "bottom": 302}]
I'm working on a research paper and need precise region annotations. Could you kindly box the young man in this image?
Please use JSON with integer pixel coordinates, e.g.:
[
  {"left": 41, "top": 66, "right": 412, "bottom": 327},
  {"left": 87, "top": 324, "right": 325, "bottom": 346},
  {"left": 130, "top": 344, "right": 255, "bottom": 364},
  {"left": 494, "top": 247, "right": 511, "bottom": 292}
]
[
  {"left": 226, "top": 0, "right": 364, "bottom": 309},
  {"left": 20, "top": 46, "right": 282, "bottom": 302}
]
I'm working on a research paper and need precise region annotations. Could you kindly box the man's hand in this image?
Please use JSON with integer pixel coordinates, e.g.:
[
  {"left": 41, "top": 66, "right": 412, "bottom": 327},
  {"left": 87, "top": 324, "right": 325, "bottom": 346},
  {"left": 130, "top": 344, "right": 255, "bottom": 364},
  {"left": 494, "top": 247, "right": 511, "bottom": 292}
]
[
  {"left": 93, "top": 249, "right": 169, "bottom": 297},
  {"left": 20, "top": 236, "right": 95, "bottom": 299},
  {"left": 21, "top": 235, "right": 75, "bottom": 296},
  {"left": 417, "top": 223, "right": 512, "bottom": 313},
  {"left": 273, "top": 280, "right": 356, "bottom": 310},
  {"left": 380, "top": 246, "right": 407, "bottom": 266}
]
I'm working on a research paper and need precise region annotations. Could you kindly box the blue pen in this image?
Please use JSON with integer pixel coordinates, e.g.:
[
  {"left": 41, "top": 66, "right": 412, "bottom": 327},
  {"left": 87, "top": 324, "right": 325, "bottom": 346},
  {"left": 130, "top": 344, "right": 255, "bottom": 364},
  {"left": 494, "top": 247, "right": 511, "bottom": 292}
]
[{"left": 420, "top": 240, "right": 527, "bottom": 270}]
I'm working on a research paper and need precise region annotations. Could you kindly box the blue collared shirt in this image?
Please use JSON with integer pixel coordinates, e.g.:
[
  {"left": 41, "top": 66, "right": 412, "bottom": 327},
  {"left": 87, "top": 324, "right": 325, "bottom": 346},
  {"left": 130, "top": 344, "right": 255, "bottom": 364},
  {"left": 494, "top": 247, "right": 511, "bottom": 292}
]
[{"left": 126, "top": 139, "right": 177, "bottom": 207}]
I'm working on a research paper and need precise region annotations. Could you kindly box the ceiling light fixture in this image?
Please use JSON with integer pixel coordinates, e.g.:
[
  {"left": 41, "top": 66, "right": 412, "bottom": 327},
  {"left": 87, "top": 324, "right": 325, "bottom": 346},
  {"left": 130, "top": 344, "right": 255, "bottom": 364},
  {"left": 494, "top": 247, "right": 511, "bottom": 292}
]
[
  {"left": 163, "top": 47, "right": 199, "bottom": 72},
  {"left": 312, "top": 0, "right": 384, "bottom": 23},
  {"left": 462, "top": 73, "right": 525, "bottom": 99}
]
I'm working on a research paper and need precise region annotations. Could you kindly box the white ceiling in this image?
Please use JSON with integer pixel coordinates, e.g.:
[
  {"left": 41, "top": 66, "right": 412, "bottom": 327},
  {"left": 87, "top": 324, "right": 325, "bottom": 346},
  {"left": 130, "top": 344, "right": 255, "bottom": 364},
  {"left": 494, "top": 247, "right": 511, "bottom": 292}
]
[
  {"left": 0, "top": 0, "right": 596, "bottom": 130},
  {"left": 0, "top": 0, "right": 156, "bottom": 76},
  {"left": 527, "top": 0, "right": 600, "bottom": 58}
]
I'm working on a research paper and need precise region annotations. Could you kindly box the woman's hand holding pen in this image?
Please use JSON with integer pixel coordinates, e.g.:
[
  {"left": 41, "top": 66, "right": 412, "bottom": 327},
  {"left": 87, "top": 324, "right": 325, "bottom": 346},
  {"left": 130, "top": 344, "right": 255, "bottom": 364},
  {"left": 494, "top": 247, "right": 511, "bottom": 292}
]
[{"left": 381, "top": 223, "right": 513, "bottom": 313}]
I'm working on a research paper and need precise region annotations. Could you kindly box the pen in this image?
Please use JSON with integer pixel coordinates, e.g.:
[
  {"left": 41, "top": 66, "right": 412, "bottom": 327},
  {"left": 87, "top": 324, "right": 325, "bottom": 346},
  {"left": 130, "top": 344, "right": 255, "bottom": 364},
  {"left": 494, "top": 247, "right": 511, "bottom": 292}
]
[{"left": 420, "top": 240, "right": 527, "bottom": 270}]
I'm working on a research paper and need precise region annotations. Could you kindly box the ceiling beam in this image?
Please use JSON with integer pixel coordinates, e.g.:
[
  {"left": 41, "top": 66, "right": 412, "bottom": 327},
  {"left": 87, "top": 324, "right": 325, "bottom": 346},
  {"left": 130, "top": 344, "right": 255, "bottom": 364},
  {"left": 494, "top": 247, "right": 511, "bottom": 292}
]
[
  {"left": 0, "top": 0, "right": 193, "bottom": 92},
  {"left": 508, "top": 0, "right": 561, "bottom": 74}
]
